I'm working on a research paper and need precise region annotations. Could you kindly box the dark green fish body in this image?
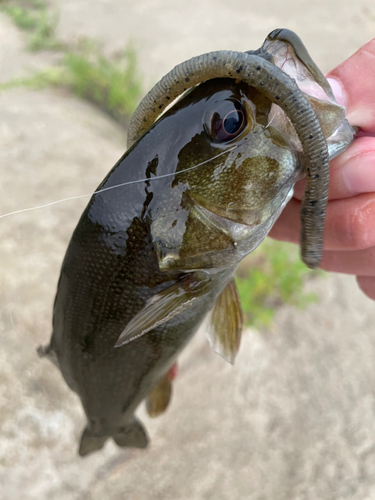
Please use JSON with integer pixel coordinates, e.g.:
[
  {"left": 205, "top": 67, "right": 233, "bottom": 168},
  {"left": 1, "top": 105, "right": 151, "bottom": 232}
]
[
  {"left": 41, "top": 31, "right": 354, "bottom": 456},
  {"left": 46, "top": 77, "right": 300, "bottom": 455}
]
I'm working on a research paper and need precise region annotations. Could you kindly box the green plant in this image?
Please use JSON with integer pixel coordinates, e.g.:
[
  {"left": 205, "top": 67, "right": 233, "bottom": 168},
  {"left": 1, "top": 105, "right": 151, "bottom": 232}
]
[
  {"left": 1, "top": 0, "right": 60, "bottom": 51},
  {"left": 235, "top": 238, "right": 319, "bottom": 328},
  {"left": 1, "top": 0, "right": 142, "bottom": 124},
  {"left": 2, "top": 5, "right": 39, "bottom": 30},
  {"left": 62, "top": 42, "right": 142, "bottom": 125},
  {"left": 28, "top": 10, "right": 60, "bottom": 51},
  {"left": 0, "top": 41, "right": 142, "bottom": 126},
  {"left": 0, "top": 67, "right": 63, "bottom": 92}
]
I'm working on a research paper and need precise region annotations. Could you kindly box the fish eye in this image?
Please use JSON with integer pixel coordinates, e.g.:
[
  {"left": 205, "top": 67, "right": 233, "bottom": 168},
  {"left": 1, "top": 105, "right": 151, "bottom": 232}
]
[{"left": 204, "top": 99, "right": 247, "bottom": 143}]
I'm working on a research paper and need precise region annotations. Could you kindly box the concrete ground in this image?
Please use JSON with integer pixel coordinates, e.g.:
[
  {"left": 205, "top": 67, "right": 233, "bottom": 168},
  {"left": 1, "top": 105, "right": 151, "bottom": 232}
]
[{"left": 0, "top": 1, "right": 375, "bottom": 498}]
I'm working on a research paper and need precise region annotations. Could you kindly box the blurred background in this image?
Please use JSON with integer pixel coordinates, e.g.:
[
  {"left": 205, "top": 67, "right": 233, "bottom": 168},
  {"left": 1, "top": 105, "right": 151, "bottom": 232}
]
[{"left": 0, "top": 1, "right": 374, "bottom": 498}]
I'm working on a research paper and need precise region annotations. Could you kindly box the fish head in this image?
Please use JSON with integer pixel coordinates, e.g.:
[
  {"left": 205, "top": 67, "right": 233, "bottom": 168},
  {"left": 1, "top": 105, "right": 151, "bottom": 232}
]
[
  {"left": 128, "top": 30, "right": 355, "bottom": 271},
  {"left": 149, "top": 77, "right": 302, "bottom": 271},
  {"left": 176, "top": 79, "right": 300, "bottom": 223}
]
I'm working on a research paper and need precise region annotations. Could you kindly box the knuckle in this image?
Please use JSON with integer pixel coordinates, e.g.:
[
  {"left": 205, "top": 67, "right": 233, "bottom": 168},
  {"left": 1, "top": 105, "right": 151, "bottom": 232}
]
[
  {"left": 344, "top": 198, "right": 375, "bottom": 250},
  {"left": 350, "top": 217, "right": 372, "bottom": 249}
]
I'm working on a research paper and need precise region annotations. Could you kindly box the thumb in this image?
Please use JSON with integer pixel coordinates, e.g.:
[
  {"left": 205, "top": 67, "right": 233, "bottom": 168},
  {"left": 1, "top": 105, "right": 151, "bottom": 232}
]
[{"left": 326, "top": 38, "right": 375, "bottom": 133}]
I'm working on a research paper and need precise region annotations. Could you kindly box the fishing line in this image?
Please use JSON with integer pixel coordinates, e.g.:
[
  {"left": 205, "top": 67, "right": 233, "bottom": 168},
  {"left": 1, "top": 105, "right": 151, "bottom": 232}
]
[
  {"left": 263, "top": 111, "right": 276, "bottom": 131},
  {"left": 0, "top": 146, "right": 237, "bottom": 220}
]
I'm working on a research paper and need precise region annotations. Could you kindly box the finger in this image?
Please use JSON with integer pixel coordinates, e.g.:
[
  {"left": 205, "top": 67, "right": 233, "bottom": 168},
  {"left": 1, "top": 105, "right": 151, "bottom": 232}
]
[
  {"left": 293, "top": 136, "right": 375, "bottom": 201},
  {"left": 356, "top": 276, "right": 375, "bottom": 301},
  {"left": 268, "top": 197, "right": 300, "bottom": 244},
  {"left": 322, "top": 193, "right": 375, "bottom": 250},
  {"left": 320, "top": 247, "right": 375, "bottom": 276},
  {"left": 270, "top": 192, "right": 375, "bottom": 251},
  {"left": 326, "top": 38, "right": 375, "bottom": 132}
]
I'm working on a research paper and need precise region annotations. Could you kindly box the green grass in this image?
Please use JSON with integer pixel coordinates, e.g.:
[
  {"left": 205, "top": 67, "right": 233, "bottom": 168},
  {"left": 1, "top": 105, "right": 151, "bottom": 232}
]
[
  {"left": 0, "top": 39, "right": 142, "bottom": 125},
  {"left": 1, "top": 0, "right": 61, "bottom": 51},
  {"left": 1, "top": 0, "right": 142, "bottom": 125},
  {"left": 0, "top": 66, "right": 62, "bottom": 92},
  {"left": 28, "top": 10, "right": 60, "bottom": 51},
  {"left": 62, "top": 42, "right": 142, "bottom": 125},
  {"left": 235, "top": 239, "right": 319, "bottom": 329},
  {"left": 2, "top": 4, "right": 40, "bottom": 30}
]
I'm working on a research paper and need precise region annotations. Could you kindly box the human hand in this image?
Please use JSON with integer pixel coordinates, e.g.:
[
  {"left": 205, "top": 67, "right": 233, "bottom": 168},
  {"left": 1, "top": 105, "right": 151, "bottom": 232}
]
[{"left": 270, "top": 38, "right": 375, "bottom": 300}]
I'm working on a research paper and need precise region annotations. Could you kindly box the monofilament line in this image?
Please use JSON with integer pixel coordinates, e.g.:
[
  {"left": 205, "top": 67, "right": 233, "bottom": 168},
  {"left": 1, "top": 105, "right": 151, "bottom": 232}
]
[{"left": 0, "top": 146, "right": 237, "bottom": 220}]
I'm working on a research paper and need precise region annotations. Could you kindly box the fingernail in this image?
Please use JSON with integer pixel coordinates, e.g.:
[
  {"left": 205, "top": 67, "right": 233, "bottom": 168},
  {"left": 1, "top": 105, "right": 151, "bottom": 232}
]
[
  {"left": 327, "top": 78, "right": 346, "bottom": 107},
  {"left": 342, "top": 152, "right": 375, "bottom": 195}
]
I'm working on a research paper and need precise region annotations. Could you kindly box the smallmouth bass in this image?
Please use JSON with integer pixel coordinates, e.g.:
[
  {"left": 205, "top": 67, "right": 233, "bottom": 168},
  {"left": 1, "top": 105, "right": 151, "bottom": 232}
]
[{"left": 39, "top": 29, "right": 354, "bottom": 456}]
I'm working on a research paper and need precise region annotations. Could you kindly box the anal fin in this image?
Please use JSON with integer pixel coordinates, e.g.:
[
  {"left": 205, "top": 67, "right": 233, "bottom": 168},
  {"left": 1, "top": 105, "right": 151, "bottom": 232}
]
[{"left": 146, "top": 371, "right": 173, "bottom": 418}]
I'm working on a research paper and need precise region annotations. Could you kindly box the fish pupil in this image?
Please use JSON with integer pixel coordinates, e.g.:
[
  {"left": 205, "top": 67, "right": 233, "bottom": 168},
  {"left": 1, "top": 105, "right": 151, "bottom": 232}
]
[
  {"left": 223, "top": 110, "right": 244, "bottom": 135},
  {"left": 206, "top": 99, "right": 247, "bottom": 143}
]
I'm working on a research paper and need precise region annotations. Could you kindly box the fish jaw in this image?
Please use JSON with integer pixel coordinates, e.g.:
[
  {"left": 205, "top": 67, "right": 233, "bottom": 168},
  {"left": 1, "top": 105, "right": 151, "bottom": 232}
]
[{"left": 155, "top": 181, "right": 295, "bottom": 273}]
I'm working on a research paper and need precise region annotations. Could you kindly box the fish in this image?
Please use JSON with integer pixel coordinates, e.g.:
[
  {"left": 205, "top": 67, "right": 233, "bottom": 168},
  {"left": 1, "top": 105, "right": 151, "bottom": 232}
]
[{"left": 38, "top": 29, "right": 354, "bottom": 456}]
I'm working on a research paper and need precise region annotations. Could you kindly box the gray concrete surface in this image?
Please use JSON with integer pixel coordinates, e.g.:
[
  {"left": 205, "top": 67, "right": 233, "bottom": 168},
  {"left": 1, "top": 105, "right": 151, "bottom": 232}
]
[
  {"left": 0, "top": 1, "right": 375, "bottom": 499},
  {"left": 49, "top": 0, "right": 375, "bottom": 85}
]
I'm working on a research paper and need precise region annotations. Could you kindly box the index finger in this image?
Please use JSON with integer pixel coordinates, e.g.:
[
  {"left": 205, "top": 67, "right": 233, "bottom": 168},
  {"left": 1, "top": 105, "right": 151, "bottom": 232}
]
[{"left": 327, "top": 38, "right": 375, "bottom": 133}]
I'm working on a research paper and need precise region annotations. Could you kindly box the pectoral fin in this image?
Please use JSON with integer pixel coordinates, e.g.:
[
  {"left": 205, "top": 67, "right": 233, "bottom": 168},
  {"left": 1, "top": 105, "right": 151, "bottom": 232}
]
[
  {"left": 146, "top": 372, "right": 173, "bottom": 418},
  {"left": 206, "top": 279, "right": 244, "bottom": 364},
  {"left": 115, "top": 274, "right": 211, "bottom": 347}
]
